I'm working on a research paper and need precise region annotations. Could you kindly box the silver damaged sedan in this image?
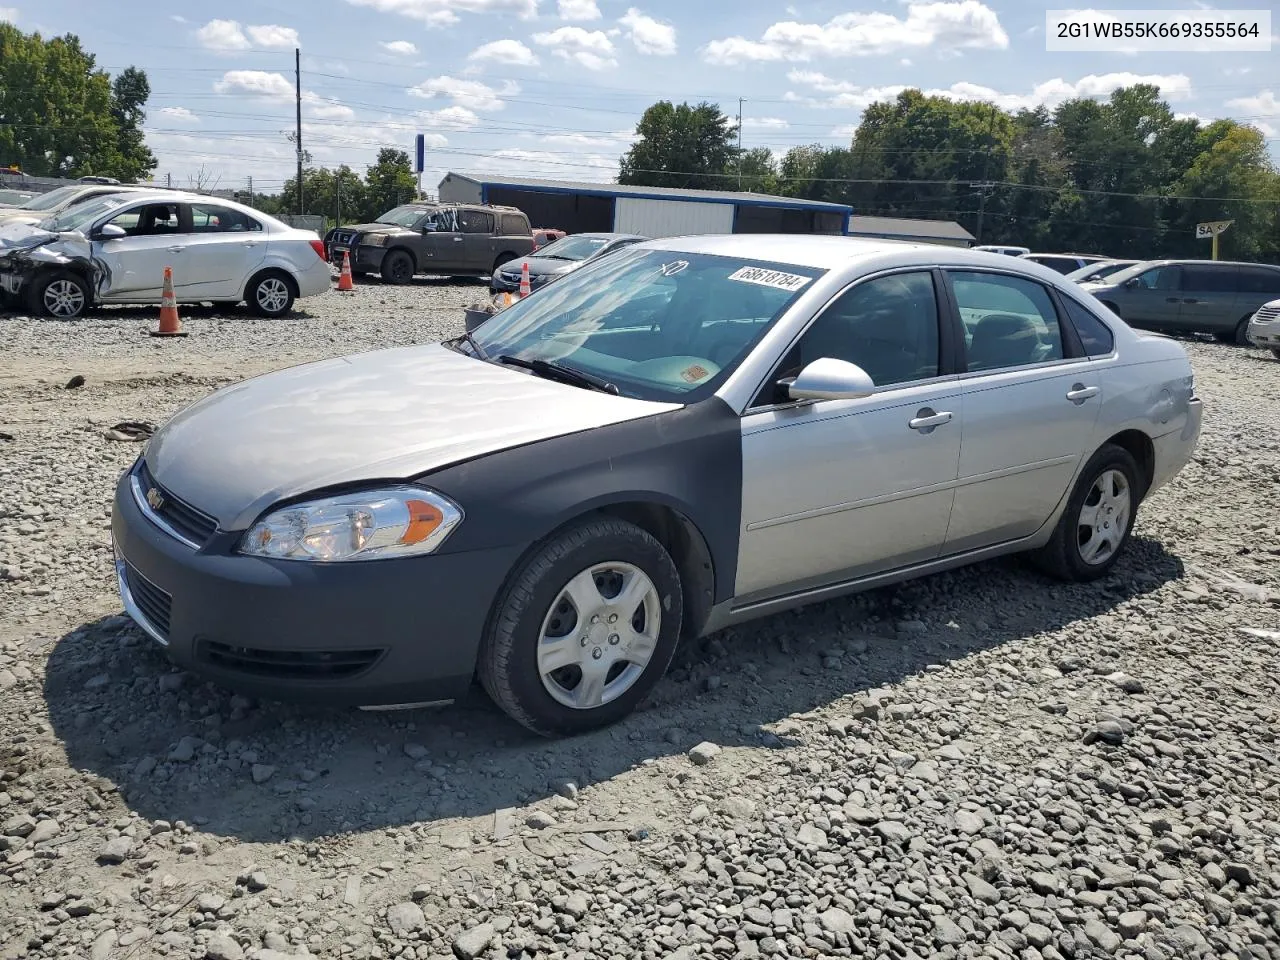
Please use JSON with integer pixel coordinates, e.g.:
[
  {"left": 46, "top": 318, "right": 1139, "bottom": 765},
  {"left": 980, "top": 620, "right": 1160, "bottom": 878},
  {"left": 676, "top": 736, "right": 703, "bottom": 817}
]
[{"left": 111, "top": 235, "right": 1203, "bottom": 736}]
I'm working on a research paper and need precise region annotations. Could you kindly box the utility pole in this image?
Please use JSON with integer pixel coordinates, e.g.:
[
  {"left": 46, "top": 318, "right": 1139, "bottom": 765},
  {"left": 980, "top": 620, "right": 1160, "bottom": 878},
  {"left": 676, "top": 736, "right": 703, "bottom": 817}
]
[
  {"left": 737, "top": 97, "right": 744, "bottom": 191},
  {"left": 247, "top": 175, "right": 254, "bottom": 208},
  {"left": 166, "top": 172, "right": 171, "bottom": 189},
  {"left": 336, "top": 175, "right": 341, "bottom": 228},
  {"left": 295, "top": 47, "right": 304, "bottom": 216},
  {"left": 974, "top": 105, "right": 998, "bottom": 243}
]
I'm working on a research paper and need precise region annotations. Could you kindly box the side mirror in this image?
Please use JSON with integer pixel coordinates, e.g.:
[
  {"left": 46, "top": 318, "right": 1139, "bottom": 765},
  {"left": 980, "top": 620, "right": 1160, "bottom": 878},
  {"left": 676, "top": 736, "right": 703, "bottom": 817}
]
[
  {"left": 785, "top": 358, "right": 876, "bottom": 402},
  {"left": 1123, "top": 277, "right": 1140, "bottom": 289},
  {"left": 94, "top": 223, "right": 126, "bottom": 240}
]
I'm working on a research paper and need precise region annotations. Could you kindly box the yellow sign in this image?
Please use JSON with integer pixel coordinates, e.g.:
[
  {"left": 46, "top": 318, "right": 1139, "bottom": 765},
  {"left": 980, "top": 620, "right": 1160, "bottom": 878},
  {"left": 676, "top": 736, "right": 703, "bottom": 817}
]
[{"left": 1195, "top": 220, "right": 1233, "bottom": 239}]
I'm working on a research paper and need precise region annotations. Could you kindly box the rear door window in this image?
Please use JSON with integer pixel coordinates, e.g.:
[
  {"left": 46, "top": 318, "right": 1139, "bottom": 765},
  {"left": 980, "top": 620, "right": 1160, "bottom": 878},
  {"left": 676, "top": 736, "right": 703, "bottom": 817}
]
[
  {"left": 948, "top": 271, "right": 1066, "bottom": 371},
  {"left": 189, "top": 203, "right": 262, "bottom": 233},
  {"left": 459, "top": 210, "right": 494, "bottom": 234},
  {"left": 1238, "top": 266, "right": 1280, "bottom": 296},
  {"left": 1180, "top": 264, "right": 1240, "bottom": 292}
]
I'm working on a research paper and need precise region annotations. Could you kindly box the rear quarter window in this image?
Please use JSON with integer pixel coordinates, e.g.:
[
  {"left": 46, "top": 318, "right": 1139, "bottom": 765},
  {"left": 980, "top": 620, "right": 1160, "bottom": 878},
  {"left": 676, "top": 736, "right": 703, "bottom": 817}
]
[
  {"left": 1062, "top": 297, "right": 1115, "bottom": 356},
  {"left": 501, "top": 214, "right": 528, "bottom": 235}
]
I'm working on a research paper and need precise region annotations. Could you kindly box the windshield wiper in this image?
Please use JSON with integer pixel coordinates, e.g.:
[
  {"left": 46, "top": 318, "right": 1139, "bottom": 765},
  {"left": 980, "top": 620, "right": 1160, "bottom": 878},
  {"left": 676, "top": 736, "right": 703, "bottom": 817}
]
[
  {"left": 448, "top": 330, "right": 489, "bottom": 360},
  {"left": 497, "top": 355, "right": 618, "bottom": 395}
]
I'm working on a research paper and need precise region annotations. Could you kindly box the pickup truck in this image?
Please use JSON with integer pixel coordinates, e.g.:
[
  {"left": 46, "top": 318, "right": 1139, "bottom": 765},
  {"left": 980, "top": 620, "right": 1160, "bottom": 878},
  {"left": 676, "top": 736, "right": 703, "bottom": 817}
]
[{"left": 325, "top": 203, "right": 534, "bottom": 284}]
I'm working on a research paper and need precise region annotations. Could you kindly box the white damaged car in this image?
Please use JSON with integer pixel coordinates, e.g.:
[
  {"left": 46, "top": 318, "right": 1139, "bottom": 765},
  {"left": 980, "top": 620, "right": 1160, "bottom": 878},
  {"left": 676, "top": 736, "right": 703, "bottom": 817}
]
[{"left": 0, "top": 191, "right": 332, "bottom": 318}]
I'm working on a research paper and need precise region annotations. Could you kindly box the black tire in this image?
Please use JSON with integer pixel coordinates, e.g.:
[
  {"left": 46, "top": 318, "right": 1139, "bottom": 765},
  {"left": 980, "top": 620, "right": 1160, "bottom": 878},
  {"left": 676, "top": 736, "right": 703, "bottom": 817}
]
[
  {"left": 1031, "top": 443, "right": 1142, "bottom": 582},
  {"left": 246, "top": 271, "right": 295, "bottom": 318},
  {"left": 28, "top": 270, "right": 90, "bottom": 319},
  {"left": 492, "top": 252, "right": 517, "bottom": 273},
  {"left": 380, "top": 249, "right": 414, "bottom": 285},
  {"left": 1271, "top": 348, "right": 1280, "bottom": 361},
  {"left": 478, "top": 517, "right": 683, "bottom": 737},
  {"left": 1231, "top": 314, "right": 1252, "bottom": 346}
]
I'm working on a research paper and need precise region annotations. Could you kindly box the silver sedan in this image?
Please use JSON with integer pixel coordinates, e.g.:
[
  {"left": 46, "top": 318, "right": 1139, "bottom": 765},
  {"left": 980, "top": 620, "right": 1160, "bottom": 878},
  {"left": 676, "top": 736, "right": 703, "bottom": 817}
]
[{"left": 111, "top": 235, "right": 1202, "bottom": 736}]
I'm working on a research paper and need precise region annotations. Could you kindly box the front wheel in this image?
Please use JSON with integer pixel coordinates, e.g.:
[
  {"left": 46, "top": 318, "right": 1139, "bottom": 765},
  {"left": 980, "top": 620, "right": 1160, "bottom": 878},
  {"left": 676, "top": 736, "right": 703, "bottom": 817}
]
[
  {"left": 29, "top": 271, "right": 90, "bottom": 319},
  {"left": 1031, "top": 443, "right": 1141, "bottom": 581},
  {"left": 478, "top": 517, "right": 683, "bottom": 737},
  {"left": 247, "top": 272, "right": 295, "bottom": 318},
  {"left": 380, "top": 250, "right": 414, "bottom": 285}
]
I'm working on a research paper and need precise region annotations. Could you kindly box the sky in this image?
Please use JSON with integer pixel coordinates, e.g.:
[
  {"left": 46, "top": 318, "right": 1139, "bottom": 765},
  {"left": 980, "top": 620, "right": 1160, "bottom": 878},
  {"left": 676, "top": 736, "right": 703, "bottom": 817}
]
[{"left": 1, "top": 0, "right": 1277, "bottom": 198}]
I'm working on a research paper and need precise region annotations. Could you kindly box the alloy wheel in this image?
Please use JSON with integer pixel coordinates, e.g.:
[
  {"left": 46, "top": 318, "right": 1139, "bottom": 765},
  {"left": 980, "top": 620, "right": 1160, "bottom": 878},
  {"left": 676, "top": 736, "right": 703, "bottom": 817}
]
[
  {"left": 256, "top": 277, "right": 289, "bottom": 314},
  {"left": 43, "top": 279, "right": 85, "bottom": 318}
]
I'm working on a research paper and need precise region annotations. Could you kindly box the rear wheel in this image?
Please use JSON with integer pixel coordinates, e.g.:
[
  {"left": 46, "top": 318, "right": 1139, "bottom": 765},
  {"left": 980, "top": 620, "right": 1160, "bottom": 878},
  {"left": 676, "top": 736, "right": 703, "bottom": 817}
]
[
  {"left": 29, "top": 271, "right": 90, "bottom": 319},
  {"left": 247, "top": 271, "right": 295, "bottom": 318},
  {"left": 380, "top": 250, "right": 414, "bottom": 285},
  {"left": 1031, "top": 443, "right": 1141, "bottom": 582},
  {"left": 478, "top": 517, "right": 683, "bottom": 737}
]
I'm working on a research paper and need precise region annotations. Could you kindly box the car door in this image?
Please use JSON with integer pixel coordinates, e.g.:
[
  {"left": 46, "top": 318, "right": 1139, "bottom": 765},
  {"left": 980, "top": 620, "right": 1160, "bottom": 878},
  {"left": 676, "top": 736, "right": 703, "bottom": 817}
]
[
  {"left": 414, "top": 207, "right": 463, "bottom": 272},
  {"left": 458, "top": 209, "right": 495, "bottom": 272},
  {"left": 942, "top": 269, "right": 1102, "bottom": 553},
  {"left": 93, "top": 201, "right": 185, "bottom": 301},
  {"left": 736, "top": 269, "right": 963, "bottom": 600},
  {"left": 1176, "top": 263, "right": 1241, "bottom": 335},
  {"left": 1114, "top": 263, "right": 1183, "bottom": 329},
  {"left": 177, "top": 202, "right": 267, "bottom": 299}
]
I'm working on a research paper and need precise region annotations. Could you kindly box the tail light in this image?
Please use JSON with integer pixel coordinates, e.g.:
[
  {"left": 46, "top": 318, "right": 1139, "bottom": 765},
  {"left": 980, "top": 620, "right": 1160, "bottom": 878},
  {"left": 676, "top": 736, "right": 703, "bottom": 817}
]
[{"left": 309, "top": 239, "right": 326, "bottom": 260}]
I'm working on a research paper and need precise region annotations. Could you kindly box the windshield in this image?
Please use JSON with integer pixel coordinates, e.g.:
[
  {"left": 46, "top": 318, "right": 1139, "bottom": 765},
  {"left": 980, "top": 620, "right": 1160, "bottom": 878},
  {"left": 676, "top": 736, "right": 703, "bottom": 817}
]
[
  {"left": 1089, "top": 261, "right": 1158, "bottom": 286},
  {"left": 18, "top": 186, "right": 82, "bottom": 211},
  {"left": 376, "top": 205, "right": 439, "bottom": 228},
  {"left": 535, "top": 235, "right": 611, "bottom": 261},
  {"left": 0, "top": 189, "right": 34, "bottom": 205},
  {"left": 470, "top": 247, "right": 826, "bottom": 402},
  {"left": 40, "top": 195, "right": 133, "bottom": 233}
]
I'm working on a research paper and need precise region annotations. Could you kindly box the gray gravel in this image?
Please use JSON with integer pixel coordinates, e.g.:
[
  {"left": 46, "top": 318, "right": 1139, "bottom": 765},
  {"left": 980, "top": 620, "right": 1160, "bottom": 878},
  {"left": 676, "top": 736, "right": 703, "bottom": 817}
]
[{"left": 2, "top": 285, "right": 1280, "bottom": 960}]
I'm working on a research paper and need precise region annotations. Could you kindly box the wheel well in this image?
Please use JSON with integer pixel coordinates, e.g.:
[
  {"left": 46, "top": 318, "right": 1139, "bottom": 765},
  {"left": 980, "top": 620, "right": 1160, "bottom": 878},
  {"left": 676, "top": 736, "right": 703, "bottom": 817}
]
[
  {"left": 493, "top": 252, "right": 517, "bottom": 272},
  {"left": 244, "top": 267, "right": 297, "bottom": 300},
  {"left": 593, "top": 502, "right": 716, "bottom": 640},
  {"left": 1104, "top": 430, "right": 1154, "bottom": 497}
]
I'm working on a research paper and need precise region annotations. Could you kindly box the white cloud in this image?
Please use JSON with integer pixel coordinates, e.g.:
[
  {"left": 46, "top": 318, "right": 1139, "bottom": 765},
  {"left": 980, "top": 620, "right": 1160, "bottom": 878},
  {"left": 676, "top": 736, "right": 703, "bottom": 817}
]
[
  {"left": 541, "top": 130, "right": 638, "bottom": 147},
  {"left": 532, "top": 25, "right": 617, "bottom": 69},
  {"left": 786, "top": 69, "right": 1192, "bottom": 112},
  {"left": 619, "top": 8, "right": 677, "bottom": 55},
  {"left": 245, "top": 24, "right": 300, "bottom": 48},
  {"left": 1226, "top": 90, "right": 1280, "bottom": 136},
  {"left": 703, "top": 0, "right": 1008, "bottom": 64},
  {"left": 213, "top": 71, "right": 355, "bottom": 120},
  {"left": 342, "top": 0, "right": 536, "bottom": 27},
  {"left": 158, "top": 106, "right": 200, "bottom": 124},
  {"left": 831, "top": 124, "right": 858, "bottom": 137},
  {"left": 196, "top": 19, "right": 299, "bottom": 52},
  {"left": 742, "top": 117, "right": 789, "bottom": 130},
  {"left": 0, "top": 7, "right": 18, "bottom": 23},
  {"left": 482, "top": 148, "right": 618, "bottom": 179},
  {"left": 408, "top": 75, "right": 519, "bottom": 111},
  {"left": 380, "top": 40, "right": 419, "bottom": 55},
  {"left": 418, "top": 105, "right": 482, "bottom": 130},
  {"left": 558, "top": 0, "right": 601, "bottom": 19},
  {"left": 468, "top": 39, "right": 540, "bottom": 66}
]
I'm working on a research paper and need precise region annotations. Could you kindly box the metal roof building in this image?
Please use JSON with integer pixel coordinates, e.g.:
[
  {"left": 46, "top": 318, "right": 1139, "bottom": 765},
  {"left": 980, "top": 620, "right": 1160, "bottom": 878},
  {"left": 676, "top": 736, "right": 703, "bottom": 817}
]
[
  {"left": 438, "top": 172, "right": 853, "bottom": 239},
  {"left": 847, "top": 215, "right": 976, "bottom": 248}
]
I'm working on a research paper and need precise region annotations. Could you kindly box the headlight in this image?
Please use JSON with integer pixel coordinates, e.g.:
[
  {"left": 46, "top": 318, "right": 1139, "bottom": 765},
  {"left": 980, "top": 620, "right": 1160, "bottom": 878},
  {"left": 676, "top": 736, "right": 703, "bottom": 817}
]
[
  {"left": 239, "top": 487, "right": 462, "bottom": 562},
  {"left": 362, "top": 234, "right": 388, "bottom": 247}
]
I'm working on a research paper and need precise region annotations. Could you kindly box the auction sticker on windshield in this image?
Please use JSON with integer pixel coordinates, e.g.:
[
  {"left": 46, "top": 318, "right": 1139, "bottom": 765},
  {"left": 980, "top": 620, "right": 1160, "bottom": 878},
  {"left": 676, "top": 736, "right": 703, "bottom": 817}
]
[{"left": 728, "top": 266, "right": 813, "bottom": 292}]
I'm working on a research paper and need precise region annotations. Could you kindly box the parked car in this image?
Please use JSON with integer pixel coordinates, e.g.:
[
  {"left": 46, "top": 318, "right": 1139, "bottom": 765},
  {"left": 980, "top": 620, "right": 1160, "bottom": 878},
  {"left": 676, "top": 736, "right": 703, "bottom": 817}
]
[
  {"left": 78, "top": 175, "right": 122, "bottom": 185},
  {"left": 1245, "top": 298, "right": 1280, "bottom": 358},
  {"left": 0, "top": 191, "right": 331, "bottom": 318},
  {"left": 1020, "top": 253, "right": 1112, "bottom": 275},
  {"left": 111, "top": 236, "right": 1200, "bottom": 735},
  {"left": 533, "top": 228, "right": 566, "bottom": 251},
  {"left": 1081, "top": 259, "right": 1280, "bottom": 344},
  {"left": 0, "top": 189, "right": 37, "bottom": 208},
  {"left": 490, "top": 232, "right": 646, "bottom": 293},
  {"left": 1065, "top": 259, "right": 1140, "bottom": 284},
  {"left": 0, "top": 183, "right": 169, "bottom": 228},
  {"left": 973, "top": 244, "right": 1030, "bottom": 257},
  {"left": 325, "top": 203, "right": 534, "bottom": 284}
]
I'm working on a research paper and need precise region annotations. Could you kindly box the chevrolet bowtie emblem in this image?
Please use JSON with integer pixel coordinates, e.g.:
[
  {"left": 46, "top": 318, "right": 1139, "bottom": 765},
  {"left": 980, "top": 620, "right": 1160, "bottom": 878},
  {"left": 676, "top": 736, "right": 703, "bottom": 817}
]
[{"left": 145, "top": 487, "right": 165, "bottom": 511}]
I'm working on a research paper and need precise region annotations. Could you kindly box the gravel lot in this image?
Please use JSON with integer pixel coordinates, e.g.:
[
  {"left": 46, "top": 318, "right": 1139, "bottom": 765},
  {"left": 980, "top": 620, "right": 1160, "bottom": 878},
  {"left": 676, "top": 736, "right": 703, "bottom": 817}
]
[{"left": 1, "top": 282, "right": 1279, "bottom": 960}]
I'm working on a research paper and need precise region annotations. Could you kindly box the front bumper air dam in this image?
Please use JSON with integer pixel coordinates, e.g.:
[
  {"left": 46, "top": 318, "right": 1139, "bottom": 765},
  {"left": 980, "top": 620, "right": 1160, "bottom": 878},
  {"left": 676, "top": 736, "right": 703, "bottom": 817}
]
[{"left": 110, "top": 469, "right": 520, "bottom": 707}]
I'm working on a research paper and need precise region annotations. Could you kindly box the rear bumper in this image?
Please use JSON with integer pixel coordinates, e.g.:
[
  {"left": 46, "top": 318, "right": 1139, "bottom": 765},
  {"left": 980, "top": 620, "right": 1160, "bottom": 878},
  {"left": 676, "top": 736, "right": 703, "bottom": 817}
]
[
  {"left": 295, "top": 258, "right": 333, "bottom": 298},
  {"left": 110, "top": 464, "right": 520, "bottom": 707},
  {"left": 1149, "top": 398, "right": 1203, "bottom": 495}
]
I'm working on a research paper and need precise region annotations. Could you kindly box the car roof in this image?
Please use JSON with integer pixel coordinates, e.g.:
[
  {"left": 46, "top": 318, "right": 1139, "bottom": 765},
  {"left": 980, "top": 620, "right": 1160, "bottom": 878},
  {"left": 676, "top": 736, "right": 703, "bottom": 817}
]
[
  {"left": 638, "top": 233, "right": 948, "bottom": 269},
  {"left": 571, "top": 232, "right": 647, "bottom": 241},
  {"left": 1132, "top": 259, "right": 1280, "bottom": 268}
]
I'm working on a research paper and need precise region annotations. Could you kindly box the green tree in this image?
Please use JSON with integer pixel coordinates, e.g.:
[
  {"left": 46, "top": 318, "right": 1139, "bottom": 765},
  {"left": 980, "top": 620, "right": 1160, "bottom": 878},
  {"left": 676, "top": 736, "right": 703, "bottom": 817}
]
[
  {"left": 0, "top": 24, "right": 154, "bottom": 181},
  {"left": 362, "top": 148, "right": 418, "bottom": 220},
  {"left": 735, "top": 147, "right": 779, "bottom": 194},
  {"left": 278, "top": 165, "right": 368, "bottom": 228},
  {"left": 619, "top": 101, "right": 738, "bottom": 189}
]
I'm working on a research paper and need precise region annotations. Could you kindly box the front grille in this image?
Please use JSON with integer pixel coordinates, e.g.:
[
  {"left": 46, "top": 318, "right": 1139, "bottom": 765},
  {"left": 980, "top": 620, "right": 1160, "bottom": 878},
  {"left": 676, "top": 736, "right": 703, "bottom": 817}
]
[
  {"left": 332, "top": 230, "right": 358, "bottom": 247},
  {"left": 198, "top": 641, "right": 384, "bottom": 680},
  {"left": 136, "top": 462, "right": 218, "bottom": 547},
  {"left": 124, "top": 563, "right": 172, "bottom": 638},
  {"left": 1254, "top": 305, "right": 1279, "bottom": 323}
]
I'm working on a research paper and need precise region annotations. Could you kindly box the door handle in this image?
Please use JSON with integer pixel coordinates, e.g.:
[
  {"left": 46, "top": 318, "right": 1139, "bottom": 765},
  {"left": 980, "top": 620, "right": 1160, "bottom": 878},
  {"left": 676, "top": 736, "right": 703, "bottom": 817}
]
[
  {"left": 166, "top": 246, "right": 186, "bottom": 253},
  {"left": 453, "top": 236, "right": 463, "bottom": 242},
  {"left": 1165, "top": 297, "right": 1181, "bottom": 303},
  {"left": 1182, "top": 298, "right": 1201, "bottom": 305},
  {"left": 1066, "top": 384, "right": 1099, "bottom": 404},
  {"left": 908, "top": 408, "right": 953, "bottom": 432},
  {"left": 242, "top": 241, "right": 259, "bottom": 247}
]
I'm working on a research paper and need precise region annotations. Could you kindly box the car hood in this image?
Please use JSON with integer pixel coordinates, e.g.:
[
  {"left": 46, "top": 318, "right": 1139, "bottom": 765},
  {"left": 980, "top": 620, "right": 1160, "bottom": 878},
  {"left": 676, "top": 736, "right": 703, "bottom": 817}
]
[
  {"left": 338, "top": 222, "right": 407, "bottom": 236},
  {"left": 0, "top": 210, "right": 43, "bottom": 228},
  {"left": 500, "top": 255, "right": 581, "bottom": 277},
  {"left": 145, "top": 343, "right": 678, "bottom": 531}
]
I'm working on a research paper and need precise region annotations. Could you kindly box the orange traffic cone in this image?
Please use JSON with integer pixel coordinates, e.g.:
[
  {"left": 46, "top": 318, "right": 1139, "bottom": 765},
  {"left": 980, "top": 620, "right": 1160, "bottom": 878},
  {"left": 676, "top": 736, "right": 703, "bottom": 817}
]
[
  {"left": 150, "top": 266, "right": 187, "bottom": 338},
  {"left": 337, "top": 250, "right": 355, "bottom": 292},
  {"left": 518, "top": 261, "right": 531, "bottom": 298}
]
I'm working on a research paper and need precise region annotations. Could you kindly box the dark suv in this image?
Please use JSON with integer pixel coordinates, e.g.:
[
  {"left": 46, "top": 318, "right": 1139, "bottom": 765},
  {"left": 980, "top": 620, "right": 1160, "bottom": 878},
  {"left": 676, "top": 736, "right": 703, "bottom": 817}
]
[
  {"left": 326, "top": 203, "right": 534, "bottom": 284},
  {"left": 1082, "top": 259, "right": 1280, "bottom": 344}
]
